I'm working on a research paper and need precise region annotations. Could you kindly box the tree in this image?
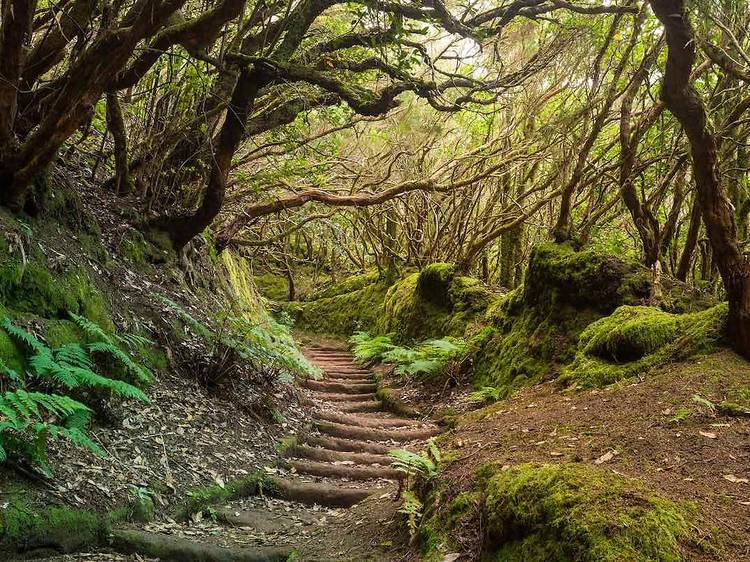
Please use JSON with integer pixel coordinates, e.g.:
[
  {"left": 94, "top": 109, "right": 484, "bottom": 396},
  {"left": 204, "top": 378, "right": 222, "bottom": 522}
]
[{"left": 649, "top": 0, "right": 750, "bottom": 356}]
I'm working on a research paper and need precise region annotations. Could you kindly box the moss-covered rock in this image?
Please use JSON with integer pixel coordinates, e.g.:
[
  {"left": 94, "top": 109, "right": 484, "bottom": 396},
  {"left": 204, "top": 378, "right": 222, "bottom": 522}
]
[
  {"left": 561, "top": 303, "right": 727, "bottom": 388},
  {"left": 470, "top": 244, "right": 659, "bottom": 393},
  {"left": 312, "top": 271, "right": 380, "bottom": 300},
  {"left": 0, "top": 500, "right": 106, "bottom": 555},
  {"left": 378, "top": 264, "right": 493, "bottom": 342},
  {"left": 295, "top": 279, "right": 390, "bottom": 335},
  {"left": 419, "top": 462, "right": 693, "bottom": 562},
  {"left": 254, "top": 272, "right": 290, "bottom": 301},
  {"left": 482, "top": 463, "right": 691, "bottom": 562},
  {"left": 523, "top": 243, "right": 651, "bottom": 313}
]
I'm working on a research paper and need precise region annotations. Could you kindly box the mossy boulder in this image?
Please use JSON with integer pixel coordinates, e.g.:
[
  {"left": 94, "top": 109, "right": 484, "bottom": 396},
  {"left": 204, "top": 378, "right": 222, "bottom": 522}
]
[
  {"left": 254, "top": 273, "right": 290, "bottom": 301},
  {"left": 312, "top": 271, "right": 380, "bottom": 300},
  {"left": 482, "top": 463, "right": 691, "bottom": 562},
  {"left": 294, "top": 279, "right": 390, "bottom": 336},
  {"left": 471, "top": 244, "right": 658, "bottom": 393},
  {"left": 0, "top": 501, "right": 106, "bottom": 555},
  {"left": 561, "top": 303, "right": 727, "bottom": 388},
  {"left": 523, "top": 243, "right": 651, "bottom": 313},
  {"left": 378, "top": 264, "right": 493, "bottom": 342}
]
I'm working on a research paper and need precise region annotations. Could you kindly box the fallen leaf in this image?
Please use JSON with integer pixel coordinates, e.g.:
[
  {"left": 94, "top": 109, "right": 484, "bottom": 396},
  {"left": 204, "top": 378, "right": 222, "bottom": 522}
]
[
  {"left": 699, "top": 431, "right": 717, "bottom": 439},
  {"left": 724, "top": 474, "right": 749, "bottom": 484},
  {"left": 594, "top": 451, "right": 614, "bottom": 465},
  {"left": 442, "top": 554, "right": 462, "bottom": 562}
]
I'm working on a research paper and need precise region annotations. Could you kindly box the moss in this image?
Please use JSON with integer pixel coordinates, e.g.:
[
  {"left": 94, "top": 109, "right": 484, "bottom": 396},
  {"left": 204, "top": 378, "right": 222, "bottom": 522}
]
[
  {"left": 312, "top": 270, "right": 380, "bottom": 299},
  {"left": 579, "top": 306, "right": 680, "bottom": 362},
  {"left": 173, "top": 471, "right": 272, "bottom": 521},
  {"left": 0, "top": 309, "right": 26, "bottom": 372},
  {"left": 375, "top": 383, "right": 420, "bottom": 418},
  {"left": 43, "top": 319, "right": 86, "bottom": 347},
  {"left": 378, "top": 266, "right": 493, "bottom": 342},
  {"left": 255, "top": 272, "right": 289, "bottom": 301},
  {"left": 0, "top": 256, "right": 112, "bottom": 329},
  {"left": 118, "top": 229, "right": 150, "bottom": 267},
  {"left": 469, "top": 244, "right": 674, "bottom": 394},
  {"left": 524, "top": 243, "right": 651, "bottom": 313},
  {"left": 482, "top": 463, "right": 691, "bottom": 562},
  {"left": 0, "top": 500, "right": 106, "bottom": 554},
  {"left": 562, "top": 303, "right": 727, "bottom": 388},
  {"left": 296, "top": 279, "right": 390, "bottom": 335}
]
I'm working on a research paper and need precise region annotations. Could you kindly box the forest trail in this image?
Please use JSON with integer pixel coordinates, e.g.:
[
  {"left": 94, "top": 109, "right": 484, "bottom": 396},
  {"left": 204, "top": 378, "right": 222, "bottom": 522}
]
[
  {"left": 262, "top": 342, "right": 441, "bottom": 560},
  {"left": 107, "top": 342, "right": 439, "bottom": 562}
]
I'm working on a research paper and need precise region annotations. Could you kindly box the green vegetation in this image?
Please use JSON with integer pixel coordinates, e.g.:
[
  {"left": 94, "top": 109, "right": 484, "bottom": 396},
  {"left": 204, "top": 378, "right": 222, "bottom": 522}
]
[
  {"left": 482, "top": 463, "right": 691, "bottom": 562},
  {"left": 292, "top": 277, "right": 391, "bottom": 335},
  {"left": 378, "top": 264, "right": 492, "bottom": 342},
  {"left": 0, "top": 317, "right": 150, "bottom": 472},
  {"left": 0, "top": 499, "right": 107, "bottom": 554},
  {"left": 419, "top": 463, "right": 693, "bottom": 562},
  {"left": 350, "top": 331, "right": 467, "bottom": 378},
  {"left": 562, "top": 304, "right": 727, "bottom": 388},
  {"left": 173, "top": 472, "right": 272, "bottom": 521}
]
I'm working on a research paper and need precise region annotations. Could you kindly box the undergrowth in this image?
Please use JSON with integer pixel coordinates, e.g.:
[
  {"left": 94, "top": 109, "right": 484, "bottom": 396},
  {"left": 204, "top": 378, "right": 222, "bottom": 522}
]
[
  {"left": 350, "top": 331, "right": 467, "bottom": 378},
  {"left": 159, "top": 296, "right": 318, "bottom": 387},
  {"left": 0, "top": 316, "right": 150, "bottom": 473}
]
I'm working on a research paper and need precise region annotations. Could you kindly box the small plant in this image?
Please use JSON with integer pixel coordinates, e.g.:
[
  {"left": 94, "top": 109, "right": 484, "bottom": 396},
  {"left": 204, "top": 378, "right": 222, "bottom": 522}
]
[
  {"left": 350, "top": 331, "right": 395, "bottom": 363},
  {"left": 470, "top": 385, "right": 505, "bottom": 403},
  {"left": 397, "top": 490, "right": 424, "bottom": 539},
  {"left": 692, "top": 394, "right": 716, "bottom": 414},
  {"left": 670, "top": 407, "right": 692, "bottom": 424},
  {"left": 0, "top": 318, "right": 150, "bottom": 473},
  {"left": 159, "top": 295, "right": 319, "bottom": 387},
  {"left": 388, "top": 447, "right": 439, "bottom": 482},
  {"left": 353, "top": 332, "right": 467, "bottom": 378}
]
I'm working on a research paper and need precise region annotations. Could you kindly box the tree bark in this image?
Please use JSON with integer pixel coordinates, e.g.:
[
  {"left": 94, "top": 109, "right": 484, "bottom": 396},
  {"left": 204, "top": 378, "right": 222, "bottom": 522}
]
[
  {"left": 151, "top": 66, "right": 263, "bottom": 251},
  {"left": 650, "top": 0, "right": 750, "bottom": 356},
  {"left": 105, "top": 92, "right": 133, "bottom": 195}
]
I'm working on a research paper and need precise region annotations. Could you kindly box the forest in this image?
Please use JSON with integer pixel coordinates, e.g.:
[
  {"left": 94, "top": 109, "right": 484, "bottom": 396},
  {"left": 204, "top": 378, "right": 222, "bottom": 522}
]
[{"left": 0, "top": 0, "right": 749, "bottom": 560}]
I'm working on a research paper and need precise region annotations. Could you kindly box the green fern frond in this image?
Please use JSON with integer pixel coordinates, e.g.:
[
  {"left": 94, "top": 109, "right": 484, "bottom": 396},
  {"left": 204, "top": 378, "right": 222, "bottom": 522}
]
[
  {"left": 389, "top": 449, "right": 437, "bottom": 481},
  {"left": 68, "top": 312, "right": 112, "bottom": 343},
  {"left": 397, "top": 490, "right": 423, "bottom": 538},
  {"left": 69, "top": 368, "right": 149, "bottom": 401},
  {"left": 87, "top": 341, "right": 152, "bottom": 384},
  {"left": 55, "top": 344, "right": 93, "bottom": 369},
  {"left": 2, "top": 318, "right": 47, "bottom": 355}
]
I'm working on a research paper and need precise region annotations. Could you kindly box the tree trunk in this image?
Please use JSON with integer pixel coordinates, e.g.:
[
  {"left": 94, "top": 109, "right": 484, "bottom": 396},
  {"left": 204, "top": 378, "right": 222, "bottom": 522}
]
[
  {"left": 105, "top": 91, "right": 133, "bottom": 195},
  {"left": 676, "top": 194, "right": 701, "bottom": 281},
  {"left": 650, "top": 0, "right": 750, "bottom": 356},
  {"left": 151, "top": 66, "right": 262, "bottom": 251}
]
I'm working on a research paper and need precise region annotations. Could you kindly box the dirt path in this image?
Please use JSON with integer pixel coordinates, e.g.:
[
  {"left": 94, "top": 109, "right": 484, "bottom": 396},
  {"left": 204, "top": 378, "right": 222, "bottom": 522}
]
[{"left": 46, "top": 342, "right": 435, "bottom": 562}]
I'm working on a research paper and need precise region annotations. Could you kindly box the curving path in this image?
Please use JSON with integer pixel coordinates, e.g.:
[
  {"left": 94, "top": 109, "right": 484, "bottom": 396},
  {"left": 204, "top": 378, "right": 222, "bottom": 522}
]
[{"left": 104, "top": 342, "right": 440, "bottom": 562}]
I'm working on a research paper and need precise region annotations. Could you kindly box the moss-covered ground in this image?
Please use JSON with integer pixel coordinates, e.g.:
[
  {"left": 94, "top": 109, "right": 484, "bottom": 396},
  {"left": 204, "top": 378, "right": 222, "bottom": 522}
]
[{"left": 414, "top": 349, "right": 750, "bottom": 561}]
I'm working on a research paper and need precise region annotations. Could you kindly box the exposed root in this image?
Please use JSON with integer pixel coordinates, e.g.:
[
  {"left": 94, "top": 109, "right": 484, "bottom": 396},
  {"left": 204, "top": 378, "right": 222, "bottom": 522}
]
[
  {"left": 267, "top": 476, "right": 373, "bottom": 507},
  {"left": 313, "top": 409, "right": 421, "bottom": 428},
  {"left": 286, "top": 459, "right": 403, "bottom": 481},
  {"left": 314, "top": 420, "right": 440, "bottom": 442},
  {"left": 111, "top": 530, "right": 292, "bottom": 562},
  {"left": 302, "top": 379, "right": 377, "bottom": 393},
  {"left": 284, "top": 443, "right": 393, "bottom": 466},
  {"left": 300, "top": 433, "right": 395, "bottom": 455},
  {"left": 336, "top": 400, "right": 383, "bottom": 413}
]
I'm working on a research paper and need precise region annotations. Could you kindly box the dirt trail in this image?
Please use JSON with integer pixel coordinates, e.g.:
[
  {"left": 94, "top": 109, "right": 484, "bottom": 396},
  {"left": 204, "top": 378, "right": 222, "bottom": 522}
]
[{"left": 70, "top": 342, "right": 435, "bottom": 562}]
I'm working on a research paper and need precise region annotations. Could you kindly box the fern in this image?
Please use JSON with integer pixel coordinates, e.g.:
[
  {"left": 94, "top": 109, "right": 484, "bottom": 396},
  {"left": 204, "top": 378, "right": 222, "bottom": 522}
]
[
  {"left": 470, "top": 385, "right": 505, "bottom": 403},
  {"left": 349, "top": 332, "right": 395, "bottom": 363},
  {"left": 389, "top": 448, "right": 438, "bottom": 482},
  {"left": 0, "top": 390, "right": 103, "bottom": 470},
  {"left": 350, "top": 332, "right": 466, "bottom": 378},
  {"left": 70, "top": 313, "right": 153, "bottom": 384},
  {"left": 397, "top": 491, "right": 424, "bottom": 538},
  {"left": 0, "top": 319, "right": 151, "bottom": 471}
]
